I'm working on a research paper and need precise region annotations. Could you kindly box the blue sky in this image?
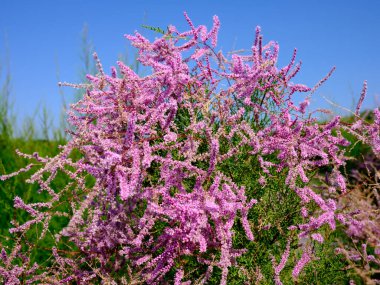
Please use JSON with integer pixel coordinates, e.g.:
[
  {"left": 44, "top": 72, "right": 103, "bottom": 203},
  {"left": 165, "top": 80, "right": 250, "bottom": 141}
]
[{"left": 1, "top": 1, "right": 380, "bottom": 132}]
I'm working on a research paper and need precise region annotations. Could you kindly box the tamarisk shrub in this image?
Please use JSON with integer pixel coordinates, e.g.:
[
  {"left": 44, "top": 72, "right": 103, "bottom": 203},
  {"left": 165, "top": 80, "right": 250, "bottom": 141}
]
[{"left": 1, "top": 13, "right": 379, "bottom": 284}]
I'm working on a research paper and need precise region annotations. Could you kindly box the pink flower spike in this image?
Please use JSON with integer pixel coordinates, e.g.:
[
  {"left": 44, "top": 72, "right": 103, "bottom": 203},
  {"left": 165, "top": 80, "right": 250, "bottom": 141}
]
[
  {"left": 311, "top": 233, "right": 324, "bottom": 243},
  {"left": 292, "top": 248, "right": 311, "bottom": 278}
]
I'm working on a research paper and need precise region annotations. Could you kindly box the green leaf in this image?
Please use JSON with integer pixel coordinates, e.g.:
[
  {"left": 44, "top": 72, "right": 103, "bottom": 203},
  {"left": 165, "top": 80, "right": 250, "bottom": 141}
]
[
  {"left": 141, "top": 25, "right": 166, "bottom": 35},
  {"left": 0, "top": 159, "right": 5, "bottom": 175}
]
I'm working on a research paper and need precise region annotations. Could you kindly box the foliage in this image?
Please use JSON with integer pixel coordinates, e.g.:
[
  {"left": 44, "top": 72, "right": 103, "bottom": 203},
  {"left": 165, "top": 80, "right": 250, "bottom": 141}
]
[{"left": 0, "top": 13, "right": 379, "bottom": 285}]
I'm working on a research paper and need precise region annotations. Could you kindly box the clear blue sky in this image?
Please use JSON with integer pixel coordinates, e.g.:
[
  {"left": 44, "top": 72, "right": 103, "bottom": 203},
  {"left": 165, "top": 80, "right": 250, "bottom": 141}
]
[{"left": 1, "top": 1, "right": 380, "bottom": 132}]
